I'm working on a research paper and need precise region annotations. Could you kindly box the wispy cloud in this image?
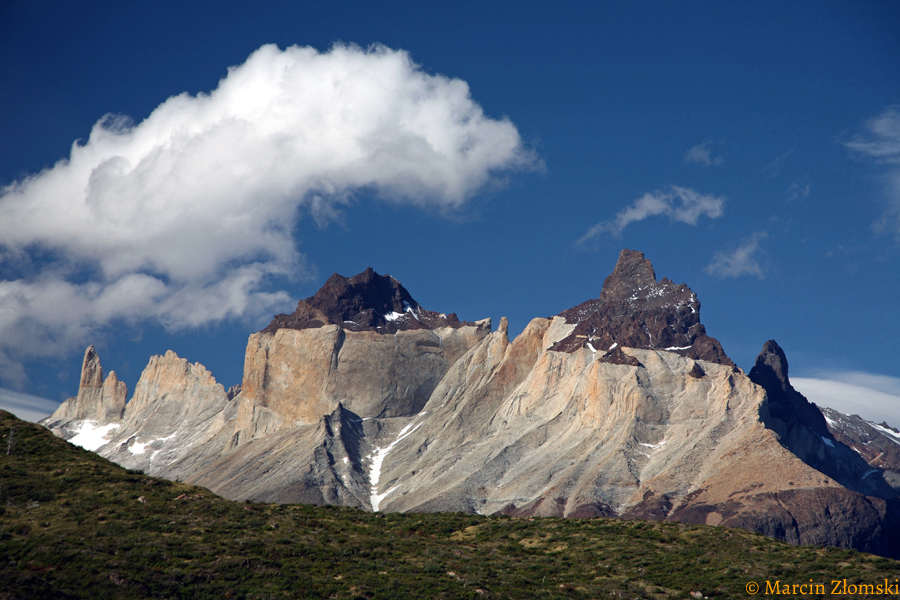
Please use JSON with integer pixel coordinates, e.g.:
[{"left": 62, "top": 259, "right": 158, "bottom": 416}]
[
  {"left": 705, "top": 231, "right": 768, "bottom": 279},
  {"left": 578, "top": 185, "right": 725, "bottom": 243},
  {"left": 0, "top": 43, "right": 537, "bottom": 386},
  {"left": 787, "top": 180, "right": 810, "bottom": 202},
  {"left": 762, "top": 150, "right": 794, "bottom": 178},
  {"left": 844, "top": 105, "right": 900, "bottom": 239},
  {"left": 0, "top": 388, "right": 60, "bottom": 422},
  {"left": 793, "top": 371, "right": 900, "bottom": 428},
  {"left": 684, "top": 141, "right": 723, "bottom": 167}
]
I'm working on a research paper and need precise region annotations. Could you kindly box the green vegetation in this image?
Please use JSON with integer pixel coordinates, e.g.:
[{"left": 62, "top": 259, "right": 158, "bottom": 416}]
[{"left": 1, "top": 410, "right": 897, "bottom": 599}]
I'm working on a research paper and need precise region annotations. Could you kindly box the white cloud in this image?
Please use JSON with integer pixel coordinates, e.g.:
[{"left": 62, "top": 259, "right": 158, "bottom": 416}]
[
  {"left": 705, "top": 231, "right": 768, "bottom": 279},
  {"left": 0, "top": 388, "right": 61, "bottom": 422},
  {"left": 684, "top": 141, "right": 723, "bottom": 167},
  {"left": 793, "top": 373, "right": 900, "bottom": 428},
  {"left": 579, "top": 185, "right": 725, "bottom": 242},
  {"left": 0, "top": 43, "right": 537, "bottom": 386},
  {"left": 844, "top": 105, "right": 900, "bottom": 238}
]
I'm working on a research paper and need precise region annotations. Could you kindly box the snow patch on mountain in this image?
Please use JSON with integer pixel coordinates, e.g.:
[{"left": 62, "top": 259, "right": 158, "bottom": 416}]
[
  {"left": 368, "top": 417, "right": 426, "bottom": 511},
  {"left": 68, "top": 420, "right": 119, "bottom": 451}
]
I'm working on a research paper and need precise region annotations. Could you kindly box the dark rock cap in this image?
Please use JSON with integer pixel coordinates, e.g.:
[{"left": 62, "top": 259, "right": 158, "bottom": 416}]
[
  {"left": 749, "top": 339, "right": 830, "bottom": 438},
  {"left": 261, "top": 267, "right": 478, "bottom": 335},
  {"left": 550, "top": 249, "right": 735, "bottom": 366}
]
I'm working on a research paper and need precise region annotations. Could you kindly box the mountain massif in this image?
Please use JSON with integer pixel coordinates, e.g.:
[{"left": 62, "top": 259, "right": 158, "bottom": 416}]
[{"left": 41, "top": 250, "right": 900, "bottom": 558}]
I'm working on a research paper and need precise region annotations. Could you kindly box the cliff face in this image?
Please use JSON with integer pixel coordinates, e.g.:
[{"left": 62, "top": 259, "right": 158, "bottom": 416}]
[
  {"left": 232, "top": 321, "right": 489, "bottom": 444},
  {"left": 41, "top": 349, "right": 236, "bottom": 474},
  {"left": 39, "top": 254, "right": 900, "bottom": 559},
  {"left": 231, "top": 268, "right": 491, "bottom": 444},
  {"left": 43, "top": 346, "right": 127, "bottom": 429}
]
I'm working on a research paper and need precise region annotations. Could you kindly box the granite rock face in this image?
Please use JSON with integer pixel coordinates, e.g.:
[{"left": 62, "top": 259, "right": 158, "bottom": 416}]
[
  {"left": 232, "top": 269, "right": 491, "bottom": 444},
  {"left": 39, "top": 254, "right": 900, "bottom": 559},
  {"left": 42, "top": 346, "right": 126, "bottom": 434},
  {"left": 42, "top": 349, "right": 235, "bottom": 474}
]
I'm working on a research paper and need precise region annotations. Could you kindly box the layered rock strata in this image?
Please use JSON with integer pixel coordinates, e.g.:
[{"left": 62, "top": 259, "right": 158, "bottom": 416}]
[
  {"left": 550, "top": 249, "right": 734, "bottom": 367},
  {"left": 231, "top": 268, "right": 491, "bottom": 444},
  {"left": 40, "top": 254, "right": 900, "bottom": 558}
]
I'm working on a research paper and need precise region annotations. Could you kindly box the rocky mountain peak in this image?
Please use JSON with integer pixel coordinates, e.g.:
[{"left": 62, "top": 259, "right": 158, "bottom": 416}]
[
  {"left": 262, "top": 267, "right": 479, "bottom": 335},
  {"left": 749, "top": 339, "right": 829, "bottom": 438},
  {"left": 79, "top": 345, "right": 104, "bottom": 390},
  {"left": 313, "top": 267, "right": 420, "bottom": 320},
  {"left": 749, "top": 340, "right": 900, "bottom": 500},
  {"left": 748, "top": 340, "right": 791, "bottom": 397},
  {"left": 598, "top": 248, "right": 659, "bottom": 302},
  {"left": 42, "top": 346, "right": 127, "bottom": 426},
  {"left": 550, "top": 249, "right": 734, "bottom": 366}
]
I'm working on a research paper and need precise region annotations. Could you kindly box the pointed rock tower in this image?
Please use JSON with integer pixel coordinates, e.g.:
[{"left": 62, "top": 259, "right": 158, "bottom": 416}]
[
  {"left": 550, "top": 249, "right": 734, "bottom": 366},
  {"left": 43, "top": 346, "right": 127, "bottom": 426}
]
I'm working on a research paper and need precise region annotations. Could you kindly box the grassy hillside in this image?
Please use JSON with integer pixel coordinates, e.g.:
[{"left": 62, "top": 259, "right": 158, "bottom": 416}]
[{"left": 1, "top": 410, "right": 897, "bottom": 599}]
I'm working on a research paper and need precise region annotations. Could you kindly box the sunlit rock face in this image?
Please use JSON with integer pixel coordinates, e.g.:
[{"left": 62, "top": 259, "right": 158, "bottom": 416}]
[
  {"left": 43, "top": 346, "right": 127, "bottom": 428},
  {"left": 43, "top": 349, "right": 235, "bottom": 474},
  {"left": 40, "top": 254, "right": 900, "bottom": 559},
  {"left": 40, "top": 346, "right": 127, "bottom": 451},
  {"left": 231, "top": 268, "right": 491, "bottom": 444}
]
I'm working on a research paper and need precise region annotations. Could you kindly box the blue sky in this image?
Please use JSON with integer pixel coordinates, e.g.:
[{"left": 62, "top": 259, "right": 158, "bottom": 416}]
[{"left": 1, "top": 1, "right": 899, "bottom": 424}]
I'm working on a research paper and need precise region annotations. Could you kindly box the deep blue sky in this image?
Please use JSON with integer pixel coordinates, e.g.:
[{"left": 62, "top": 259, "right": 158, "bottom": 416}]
[{"left": 1, "top": 1, "right": 899, "bottom": 420}]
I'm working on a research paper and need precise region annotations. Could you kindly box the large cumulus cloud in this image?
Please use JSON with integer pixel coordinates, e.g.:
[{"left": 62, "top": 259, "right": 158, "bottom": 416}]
[{"left": 0, "top": 43, "right": 536, "bottom": 385}]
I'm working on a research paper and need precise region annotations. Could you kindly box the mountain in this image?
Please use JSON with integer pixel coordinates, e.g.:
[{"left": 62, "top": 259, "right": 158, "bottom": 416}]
[
  {"left": 549, "top": 249, "right": 733, "bottom": 367},
  {"left": 820, "top": 407, "right": 900, "bottom": 478},
  {"left": 42, "top": 346, "right": 126, "bottom": 427},
  {"left": 40, "top": 252, "right": 900, "bottom": 558}
]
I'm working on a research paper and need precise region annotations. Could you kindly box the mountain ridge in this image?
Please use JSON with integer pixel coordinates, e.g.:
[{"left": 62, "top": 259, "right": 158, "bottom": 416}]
[{"left": 39, "top": 249, "right": 900, "bottom": 558}]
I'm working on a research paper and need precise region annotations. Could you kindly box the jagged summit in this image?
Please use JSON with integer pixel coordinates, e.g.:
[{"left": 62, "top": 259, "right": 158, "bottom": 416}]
[
  {"left": 750, "top": 339, "right": 900, "bottom": 501},
  {"left": 43, "top": 345, "right": 127, "bottom": 426},
  {"left": 598, "top": 248, "right": 660, "bottom": 302},
  {"left": 262, "top": 267, "right": 477, "bottom": 334},
  {"left": 39, "top": 252, "right": 900, "bottom": 558},
  {"left": 550, "top": 249, "right": 735, "bottom": 366},
  {"left": 749, "top": 339, "right": 830, "bottom": 439}
]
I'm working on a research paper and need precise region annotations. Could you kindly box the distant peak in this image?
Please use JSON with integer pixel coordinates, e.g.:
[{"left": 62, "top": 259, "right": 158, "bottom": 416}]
[
  {"left": 599, "top": 249, "right": 657, "bottom": 301},
  {"left": 315, "top": 268, "right": 419, "bottom": 318},
  {"left": 261, "top": 268, "right": 480, "bottom": 335},
  {"left": 551, "top": 249, "right": 734, "bottom": 367}
]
